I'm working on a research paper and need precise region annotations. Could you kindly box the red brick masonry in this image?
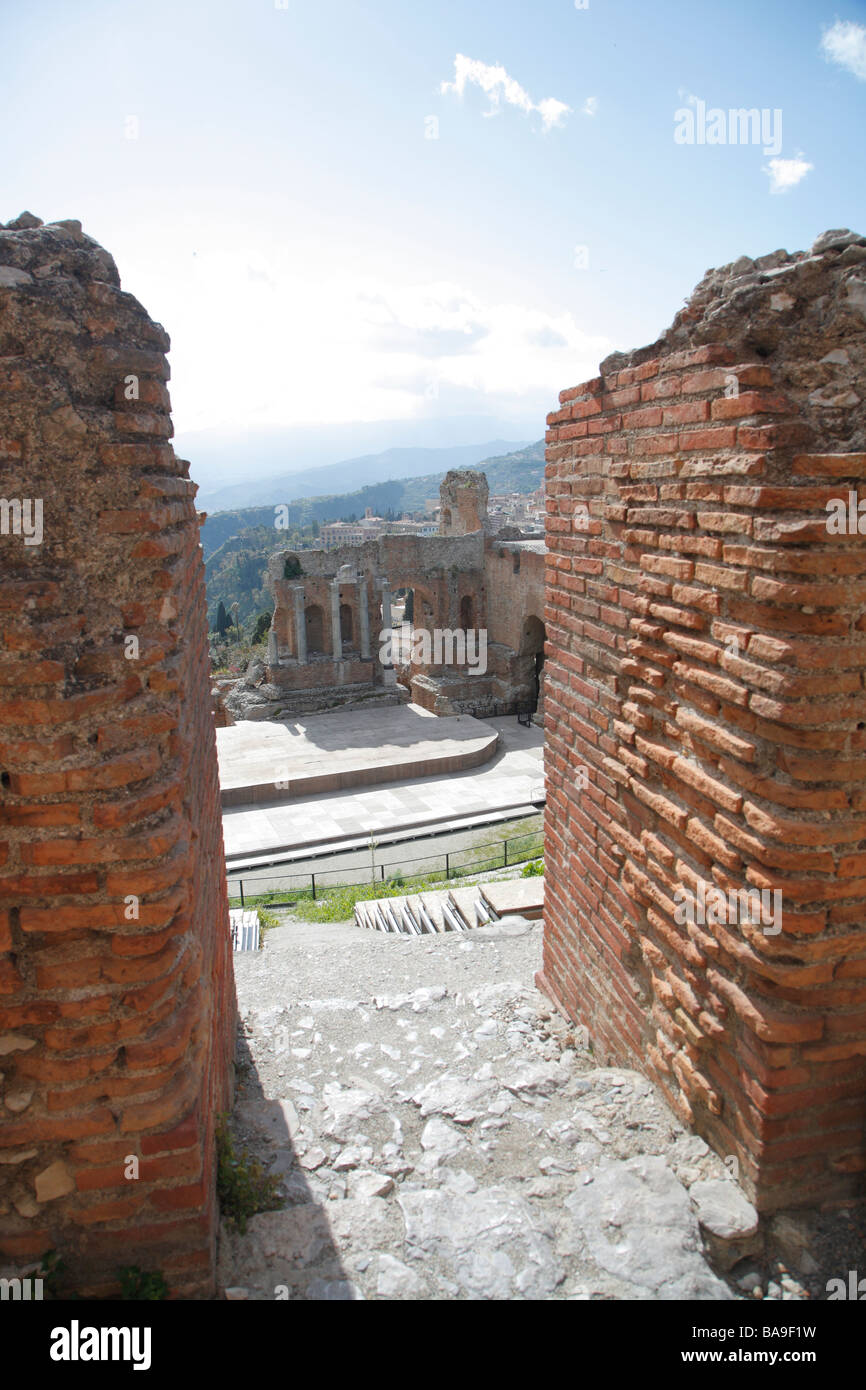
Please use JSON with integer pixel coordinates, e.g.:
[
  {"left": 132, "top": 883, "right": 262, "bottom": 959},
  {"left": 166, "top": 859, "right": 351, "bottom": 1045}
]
[
  {"left": 0, "top": 218, "right": 235, "bottom": 1295},
  {"left": 541, "top": 327, "right": 866, "bottom": 1210}
]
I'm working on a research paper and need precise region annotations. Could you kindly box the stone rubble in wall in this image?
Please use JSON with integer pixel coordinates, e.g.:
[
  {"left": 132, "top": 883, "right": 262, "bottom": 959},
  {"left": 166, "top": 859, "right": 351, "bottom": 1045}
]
[
  {"left": 217, "top": 918, "right": 818, "bottom": 1302},
  {"left": 600, "top": 227, "right": 866, "bottom": 449},
  {"left": 652, "top": 228, "right": 866, "bottom": 349}
]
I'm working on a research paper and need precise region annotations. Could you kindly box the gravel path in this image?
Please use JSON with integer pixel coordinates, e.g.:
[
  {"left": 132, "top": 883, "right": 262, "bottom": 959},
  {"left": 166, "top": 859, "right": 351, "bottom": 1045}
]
[{"left": 218, "top": 914, "right": 861, "bottom": 1301}]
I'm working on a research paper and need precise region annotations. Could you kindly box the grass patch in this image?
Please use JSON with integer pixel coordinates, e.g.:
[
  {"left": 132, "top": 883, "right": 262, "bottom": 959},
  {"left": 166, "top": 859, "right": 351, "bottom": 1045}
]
[
  {"left": 227, "top": 886, "right": 315, "bottom": 910},
  {"left": 216, "top": 1115, "right": 283, "bottom": 1234},
  {"left": 521, "top": 857, "right": 544, "bottom": 877},
  {"left": 290, "top": 874, "right": 447, "bottom": 923},
  {"left": 227, "top": 814, "right": 545, "bottom": 923},
  {"left": 255, "top": 906, "right": 281, "bottom": 935}
]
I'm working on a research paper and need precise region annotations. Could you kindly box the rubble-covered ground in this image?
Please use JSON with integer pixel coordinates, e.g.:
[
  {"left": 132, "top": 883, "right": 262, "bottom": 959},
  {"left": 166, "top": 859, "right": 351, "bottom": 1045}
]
[{"left": 218, "top": 914, "right": 863, "bottom": 1301}]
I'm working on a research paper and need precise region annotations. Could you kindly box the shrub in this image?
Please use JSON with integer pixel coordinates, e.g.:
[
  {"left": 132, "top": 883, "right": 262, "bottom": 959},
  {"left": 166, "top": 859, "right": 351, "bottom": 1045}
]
[
  {"left": 38, "top": 1249, "right": 69, "bottom": 1298},
  {"left": 216, "top": 1116, "right": 283, "bottom": 1234},
  {"left": 257, "top": 907, "right": 280, "bottom": 935},
  {"left": 117, "top": 1267, "right": 169, "bottom": 1300},
  {"left": 521, "top": 858, "right": 544, "bottom": 877}
]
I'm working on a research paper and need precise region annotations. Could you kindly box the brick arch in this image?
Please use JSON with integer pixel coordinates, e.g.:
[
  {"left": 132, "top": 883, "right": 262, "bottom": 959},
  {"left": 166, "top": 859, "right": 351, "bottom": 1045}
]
[
  {"left": 394, "top": 581, "right": 438, "bottom": 631},
  {"left": 520, "top": 613, "right": 545, "bottom": 656},
  {"left": 305, "top": 603, "right": 324, "bottom": 653}
]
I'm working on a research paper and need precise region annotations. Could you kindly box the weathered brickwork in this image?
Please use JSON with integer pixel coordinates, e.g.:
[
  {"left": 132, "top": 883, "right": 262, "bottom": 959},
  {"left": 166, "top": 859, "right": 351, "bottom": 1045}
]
[
  {"left": 540, "top": 232, "right": 866, "bottom": 1211},
  {"left": 0, "top": 215, "right": 235, "bottom": 1295}
]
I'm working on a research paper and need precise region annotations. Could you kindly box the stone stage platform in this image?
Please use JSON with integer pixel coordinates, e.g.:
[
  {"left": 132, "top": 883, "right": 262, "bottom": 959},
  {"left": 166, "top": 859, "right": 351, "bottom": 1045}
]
[
  {"left": 216, "top": 703, "right": 500, "bottom": 807},
  {"left": 221, "top": 716, "right": 544, "bottom": 868}
]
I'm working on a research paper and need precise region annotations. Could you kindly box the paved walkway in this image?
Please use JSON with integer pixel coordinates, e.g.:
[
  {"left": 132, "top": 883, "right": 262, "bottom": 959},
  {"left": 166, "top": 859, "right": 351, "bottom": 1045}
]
[{"left": 222, "top": 717, "right": 544, "bottom": 867}]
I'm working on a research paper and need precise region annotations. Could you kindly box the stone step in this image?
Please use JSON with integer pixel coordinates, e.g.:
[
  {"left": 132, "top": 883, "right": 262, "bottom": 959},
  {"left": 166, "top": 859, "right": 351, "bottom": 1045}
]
[
  {"left": 480, "top": 878, "right": 544, "bottom": 920},
  {"left": 418, "top": 893, "right": 449, "bottom": 932},
  {"left": 356, "top": 884, "right": 485, "bottom": 934},
  {"left": 229, "top": 907, "right": 260, "bottom": 952},
  {"left": 448, "top": 885, "right": 488, "bottom": 928},
  {"left": 355, "top": 878, "right": 540, "bottom": 935},
  {"left": 405, "top": 895, "right": 435, "bottom": 934}
]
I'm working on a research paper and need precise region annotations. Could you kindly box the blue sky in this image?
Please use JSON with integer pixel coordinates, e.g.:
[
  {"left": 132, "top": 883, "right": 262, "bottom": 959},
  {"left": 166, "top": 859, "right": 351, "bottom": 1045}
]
[{"left": 2, "top": 0, "right": 865, "bottom": 445}]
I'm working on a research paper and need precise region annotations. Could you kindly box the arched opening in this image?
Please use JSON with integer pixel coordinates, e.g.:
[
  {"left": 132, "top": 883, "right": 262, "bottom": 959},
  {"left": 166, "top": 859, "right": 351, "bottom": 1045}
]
[
  {"left": 521, "top": 615, "right": 546, "bottom": 712},
  {"left": 459, "top": 594, "right": 474, "bottom": 631},
  {"left": 339, "top": 602, "right": 353, "bottom": 645},
  {"left": 305, "top": 603, "right": 324, "bottom": 654},
  {"left": 399, "top": 588, "right": 413, "bottom": 664},
  {"left": 400, "top": 587, "right": 436, "bottom": 668}
]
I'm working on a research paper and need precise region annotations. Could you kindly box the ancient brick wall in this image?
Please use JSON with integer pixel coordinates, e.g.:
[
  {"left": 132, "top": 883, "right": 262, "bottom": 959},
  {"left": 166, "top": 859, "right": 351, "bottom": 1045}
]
[
  {"left": 541, "top": 232, "right": 866, "bottom": 1211},
  {"left": 0, "top": 215, "right": 235, "bottom": 1295},
  {"left": 484, "top": 542, "right": 546, "bottom": 655}
]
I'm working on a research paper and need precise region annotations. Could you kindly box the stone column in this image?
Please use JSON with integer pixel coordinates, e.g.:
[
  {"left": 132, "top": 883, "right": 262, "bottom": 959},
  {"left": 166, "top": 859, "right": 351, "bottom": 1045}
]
[
  {"left": 291, "top": 584, "right": 306, "bottom": 664},
  {"left": 379, "top": 579, "right": 392, "bottom": 665},
  {"left": 380, "top": 579, "right": 392, "bottom": 632},
  {"left": 267, "top": 628, "right": 278, "bottom": 666},
  {"left": 330, "top": 579, "right": 343, "bottom": 660},
  {"left": 357, "top": 577, "right": 371, "bottom": 659}
]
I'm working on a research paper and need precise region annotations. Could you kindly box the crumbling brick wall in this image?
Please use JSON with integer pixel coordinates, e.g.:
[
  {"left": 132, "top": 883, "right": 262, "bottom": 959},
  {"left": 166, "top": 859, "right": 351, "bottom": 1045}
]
[
  {"left": 0, "top": 214, "right": 235, "bottom": 1295},
  {"left": 541, "top": 231, "right": 866, "bottom": 1210}
]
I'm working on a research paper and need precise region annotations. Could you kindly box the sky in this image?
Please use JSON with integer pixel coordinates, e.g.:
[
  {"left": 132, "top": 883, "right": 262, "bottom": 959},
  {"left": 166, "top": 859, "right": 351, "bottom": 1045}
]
[{"left": 2, "top": 0, "right": 865, "bottom": 456}]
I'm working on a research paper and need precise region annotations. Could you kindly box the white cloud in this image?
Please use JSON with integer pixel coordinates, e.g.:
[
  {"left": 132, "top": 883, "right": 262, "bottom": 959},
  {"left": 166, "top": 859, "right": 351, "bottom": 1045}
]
[
  {"left": 763, "top": 155, "right": 813, "bottom": 194},
  {"left": 582, "top": 96, "right": 598, "bottom": 117},
  {"left": 134, "top": 238, "right": 612, "bottom": 434},
  {"left": 357, "top": 281, "right": 611, "bottom": 404},
  {"left": 820, "top": 19, "right": 866, "bottom": 80},
  {"left": 440, "top": 54, "right": 572, "bottom": 130}
]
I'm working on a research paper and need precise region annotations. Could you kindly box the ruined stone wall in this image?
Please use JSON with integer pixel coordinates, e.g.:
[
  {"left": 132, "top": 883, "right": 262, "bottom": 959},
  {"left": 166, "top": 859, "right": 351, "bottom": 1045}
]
[
  {"left": 254, "top": 493, "right": 547, "bottom": 719},
  {"left": 484, "top": 542, "right": 546, "bottom": 655},
  {"left": 0, "top": 216, "right": 235, "bottom": 1295},
  {"left": 439, "top": 469, "right": 489, "bottom": 536},
  {"left": 541, "top": 231, "right": 866, "bottom": 1211}
]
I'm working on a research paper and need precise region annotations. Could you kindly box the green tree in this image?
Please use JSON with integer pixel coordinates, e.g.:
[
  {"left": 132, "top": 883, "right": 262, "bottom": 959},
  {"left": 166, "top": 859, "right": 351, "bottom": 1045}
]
[
  {"left": 215, "top": 601, "right": 228, "bottom": 638},
  {"left": 252, "top": 611, "right": 272, "bottom": 644}
]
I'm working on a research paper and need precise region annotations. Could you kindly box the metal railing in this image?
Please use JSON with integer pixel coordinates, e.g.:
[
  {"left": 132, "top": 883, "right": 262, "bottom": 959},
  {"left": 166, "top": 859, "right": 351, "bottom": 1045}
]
[{"left": 227, "top": 829, "right": 544, "bottom": 908}]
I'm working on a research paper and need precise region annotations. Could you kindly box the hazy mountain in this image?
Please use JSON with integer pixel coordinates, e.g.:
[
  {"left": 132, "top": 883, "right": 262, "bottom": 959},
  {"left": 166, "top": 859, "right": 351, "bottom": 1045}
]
[
  {"left": 195, "top": 438, "right": 531, "bottom": 514},
  {"left": 178, "top": 414, "right": 542, "bottom": 508},
  {"left": 201, "top": 440, "right": 544, "bottom": 563}
]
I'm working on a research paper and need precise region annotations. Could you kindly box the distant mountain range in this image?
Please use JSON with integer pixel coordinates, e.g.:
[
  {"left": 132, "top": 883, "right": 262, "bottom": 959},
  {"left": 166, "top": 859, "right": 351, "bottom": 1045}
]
[
  {"left": 178, "top": 413, "right": 543, "bottom": 510},
  {"left": 201, "top": 440, "right": 545, "bottom": 627},
  {"left": 196, "top": 439, "right": 531, "bottom": 515},
  {"left": 201, "top": 440, "right": 544, "bottom": 557}
]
